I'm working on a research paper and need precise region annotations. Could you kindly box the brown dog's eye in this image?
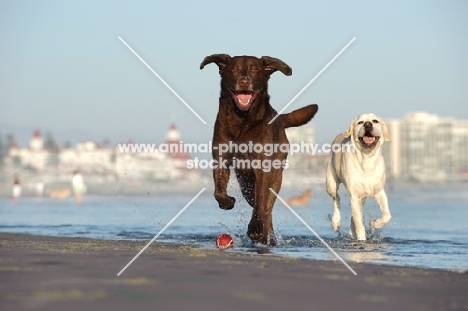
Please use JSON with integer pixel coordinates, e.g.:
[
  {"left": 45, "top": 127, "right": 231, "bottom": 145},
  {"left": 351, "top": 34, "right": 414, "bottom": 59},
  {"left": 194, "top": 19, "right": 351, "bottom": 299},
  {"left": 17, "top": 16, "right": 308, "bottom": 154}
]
[
  {"left": 372, "top": 119, "right": 379, "bottom": 123},
  {"left": 251, "top": 67, "right": 259, "bottom": 73},
  {"left": 231, "top": 67, "right": 239, "bottom": 73},
  {"left": 357, "top": 121, "right": 364, "bottom": 125}
]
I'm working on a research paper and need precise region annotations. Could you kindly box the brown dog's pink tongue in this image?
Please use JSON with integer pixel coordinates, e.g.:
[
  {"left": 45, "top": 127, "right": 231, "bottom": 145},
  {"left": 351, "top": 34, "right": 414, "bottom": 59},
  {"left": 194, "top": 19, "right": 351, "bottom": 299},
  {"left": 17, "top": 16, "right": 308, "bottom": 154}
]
[
  {"left": 237, "top": 94, "right": 252, "bottom": 106},
  {"left": 363, "top": 136, "right": 375, "bottom": 144}
]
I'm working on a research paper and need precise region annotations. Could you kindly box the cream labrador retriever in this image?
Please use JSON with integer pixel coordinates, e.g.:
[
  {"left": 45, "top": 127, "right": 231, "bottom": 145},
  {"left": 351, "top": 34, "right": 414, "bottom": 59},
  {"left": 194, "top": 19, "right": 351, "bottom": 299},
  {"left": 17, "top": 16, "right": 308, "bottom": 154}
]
[{"left": 326, "top": 113, "right": 391, "bottom": 241}]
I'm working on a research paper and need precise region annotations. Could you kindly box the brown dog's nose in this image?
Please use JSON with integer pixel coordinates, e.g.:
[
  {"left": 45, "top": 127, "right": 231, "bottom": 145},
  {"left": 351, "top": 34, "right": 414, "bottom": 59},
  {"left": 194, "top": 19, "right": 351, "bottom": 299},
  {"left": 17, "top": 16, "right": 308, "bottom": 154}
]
[
  {"left": 239, "top": 77, "right": 250, "bottom": 88},
  {"left": 364, "top": 121, "right": 372, "bottom": 129}
]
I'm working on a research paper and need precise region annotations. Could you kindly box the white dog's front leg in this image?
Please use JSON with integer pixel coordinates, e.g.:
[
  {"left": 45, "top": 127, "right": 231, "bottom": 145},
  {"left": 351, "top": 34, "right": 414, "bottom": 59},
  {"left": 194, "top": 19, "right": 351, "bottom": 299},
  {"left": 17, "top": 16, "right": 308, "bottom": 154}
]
[
  {"left": 350, "top": 196, "right": 366, "bottom": 240},
  {"left": 370, "top": 190, "right": 391, "bottom": 229},
  {"left": 331, "top": 193, "right": 341, "bottom": 232}
]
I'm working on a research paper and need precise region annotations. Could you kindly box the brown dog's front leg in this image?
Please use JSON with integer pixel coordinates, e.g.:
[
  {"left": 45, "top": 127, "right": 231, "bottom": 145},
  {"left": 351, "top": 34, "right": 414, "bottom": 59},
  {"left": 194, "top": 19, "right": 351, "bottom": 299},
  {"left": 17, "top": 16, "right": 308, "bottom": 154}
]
[
  {"left": 213, "top": 161, "right": 235, "bottom": 210},
  {"left": 247, "top": 170, "right": 281, "bottom": 246}
]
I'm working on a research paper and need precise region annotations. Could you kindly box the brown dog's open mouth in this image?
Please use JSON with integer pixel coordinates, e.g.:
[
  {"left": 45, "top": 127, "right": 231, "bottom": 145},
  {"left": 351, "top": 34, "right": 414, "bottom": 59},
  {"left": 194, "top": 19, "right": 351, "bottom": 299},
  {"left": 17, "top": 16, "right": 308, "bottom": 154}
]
[
  {"left": 229, "top": 90, "right": 260, "bottom": 111},
  {"left": 359, "top": 134, "right": 380, "bottom": 148}
]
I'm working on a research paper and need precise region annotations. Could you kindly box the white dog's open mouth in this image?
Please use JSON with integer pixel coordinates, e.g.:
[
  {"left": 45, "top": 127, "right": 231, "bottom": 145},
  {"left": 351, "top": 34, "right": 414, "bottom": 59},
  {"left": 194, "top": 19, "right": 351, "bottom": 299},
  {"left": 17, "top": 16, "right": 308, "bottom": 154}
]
[
  {"left": 359, "top": 135, "right": 380, "bottom": 148},
  {"left": 229, "top": 90, "right": 260, "bottom": 111}
]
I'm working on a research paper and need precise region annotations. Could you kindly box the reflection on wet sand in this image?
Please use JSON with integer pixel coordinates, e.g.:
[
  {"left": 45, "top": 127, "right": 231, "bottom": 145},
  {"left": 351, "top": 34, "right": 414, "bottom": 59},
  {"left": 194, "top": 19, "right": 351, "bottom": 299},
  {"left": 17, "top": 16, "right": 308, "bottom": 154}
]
[
  {"left": 321, "top": 240, "right": 389, "bottom": 265},
  {"left": 345, "top": 251, "right": 386, "bottom": 264}
]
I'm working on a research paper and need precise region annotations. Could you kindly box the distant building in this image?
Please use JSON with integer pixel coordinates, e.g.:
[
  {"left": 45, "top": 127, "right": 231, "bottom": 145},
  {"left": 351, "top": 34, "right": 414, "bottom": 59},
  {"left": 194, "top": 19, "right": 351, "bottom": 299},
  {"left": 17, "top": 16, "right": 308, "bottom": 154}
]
[
  {"left": 60, "top": 140, "right": 114, "bottom": 173},
  {"left": 383, "top": 119, "right": 402, "bottom": 179},
  {"left": 30, "top": 130, "right": 43, "bottom": 150},
  {"left": 114, "top": 123, "right": 193, "bottom": 181},
  {"left": 3, "top": 123, "right": 197, "bottom": 183},
  {"left": 285, "top": 125, "right": 315, "bottom": 170},
  {"left": 114, "top": 146, "right": 179, "bottom": 181},
  {"left": 383, "top": 112, "right": 468, "bottom": 183},
  {"left": 164, "top": 123, "right": 191, "bottom": 169},
  {"left": 6, "top": 130, "right": 50, "bottom": 170}
]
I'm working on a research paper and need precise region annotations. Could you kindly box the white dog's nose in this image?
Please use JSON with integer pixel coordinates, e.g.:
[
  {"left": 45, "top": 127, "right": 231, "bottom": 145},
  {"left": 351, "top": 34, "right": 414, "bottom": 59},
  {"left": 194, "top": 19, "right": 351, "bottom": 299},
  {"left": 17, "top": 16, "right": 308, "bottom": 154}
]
[{"left": 364, "top": 121, "right": 372, "bottom": 129}]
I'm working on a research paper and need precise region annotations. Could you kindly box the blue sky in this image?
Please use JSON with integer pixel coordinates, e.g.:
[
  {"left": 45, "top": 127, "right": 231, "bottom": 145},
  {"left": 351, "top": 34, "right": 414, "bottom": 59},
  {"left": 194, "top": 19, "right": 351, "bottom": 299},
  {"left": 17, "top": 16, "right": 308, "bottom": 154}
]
[{"left": 1, "top": 0, "right": 467, "bottom": 146}]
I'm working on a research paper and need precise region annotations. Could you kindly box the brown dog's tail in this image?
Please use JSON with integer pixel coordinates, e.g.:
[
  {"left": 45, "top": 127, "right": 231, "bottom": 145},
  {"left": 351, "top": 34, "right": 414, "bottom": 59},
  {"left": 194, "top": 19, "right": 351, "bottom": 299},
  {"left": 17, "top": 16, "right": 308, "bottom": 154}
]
[{"left": 281, "top": 104, "right": 319, "bottom": 128}]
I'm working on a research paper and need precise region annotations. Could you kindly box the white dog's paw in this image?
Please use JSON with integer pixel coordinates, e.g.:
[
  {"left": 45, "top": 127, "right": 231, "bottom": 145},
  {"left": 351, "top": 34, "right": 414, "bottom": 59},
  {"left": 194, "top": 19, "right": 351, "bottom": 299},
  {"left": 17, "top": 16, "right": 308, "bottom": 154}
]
[
  {"left": 369, "top": 219, "right": 380, "bottom": 229},
  {"left": 349, "top": 222, "right": 366, "bottom": 241},
  {"left": 349, "top": 229, "right": 366, "bottom": 241},
  {"left": 349, "top": 229, "right": 366, "bottom": 240},
  {"left": 370, "top": 216, "right": 391, "bottom": 229},
  {"left": 356, "top": 234, "right": 367, "bottom": 241},
  {"left": 331, "top": 218, "right": 341, "bottom": 232}
]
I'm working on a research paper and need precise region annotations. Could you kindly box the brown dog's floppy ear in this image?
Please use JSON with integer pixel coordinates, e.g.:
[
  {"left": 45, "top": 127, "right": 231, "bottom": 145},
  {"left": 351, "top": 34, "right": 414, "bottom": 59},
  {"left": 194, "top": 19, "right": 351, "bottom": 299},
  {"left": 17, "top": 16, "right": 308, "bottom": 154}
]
[
  {"left": 261, "top": 56, "right": 292, "bottom": 76},
  {"left": 381, "top": 120, "right": 392, "bottom": 142},
  {"left": 200, "top": 54, "right": 231, "bottom": 70}
]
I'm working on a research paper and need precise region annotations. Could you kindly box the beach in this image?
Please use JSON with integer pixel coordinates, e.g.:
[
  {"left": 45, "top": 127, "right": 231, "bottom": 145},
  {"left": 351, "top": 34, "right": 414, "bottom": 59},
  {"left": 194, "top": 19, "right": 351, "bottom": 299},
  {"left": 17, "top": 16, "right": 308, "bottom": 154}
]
[{"left": 1, "top": 233, "right": 467, "bottom": 311}]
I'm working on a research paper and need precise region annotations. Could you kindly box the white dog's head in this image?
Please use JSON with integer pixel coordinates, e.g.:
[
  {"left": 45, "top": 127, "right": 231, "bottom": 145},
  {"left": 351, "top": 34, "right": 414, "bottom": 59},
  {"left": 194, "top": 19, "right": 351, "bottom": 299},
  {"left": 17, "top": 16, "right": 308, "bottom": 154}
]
[{"left": 344, "top": 113, "right": 391, "bottom": 153}]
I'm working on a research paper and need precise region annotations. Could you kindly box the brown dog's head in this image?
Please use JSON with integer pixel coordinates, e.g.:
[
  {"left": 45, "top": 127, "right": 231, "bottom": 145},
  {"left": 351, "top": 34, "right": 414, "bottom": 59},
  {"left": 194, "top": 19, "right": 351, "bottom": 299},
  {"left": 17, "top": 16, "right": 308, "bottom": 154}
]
[{"left": 200, "top": 54, "right": 292, "bottom": 111}]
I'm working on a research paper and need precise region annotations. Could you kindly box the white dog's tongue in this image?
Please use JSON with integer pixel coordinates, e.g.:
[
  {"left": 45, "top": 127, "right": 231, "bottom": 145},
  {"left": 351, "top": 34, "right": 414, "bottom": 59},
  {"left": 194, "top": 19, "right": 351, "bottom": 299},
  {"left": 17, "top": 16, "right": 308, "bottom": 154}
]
[
  {"left": 237, "top": 94, "right": 252, "bottom": 106},
  {"left": 363, "top": 136, "right": 375, "bottom": 144}
]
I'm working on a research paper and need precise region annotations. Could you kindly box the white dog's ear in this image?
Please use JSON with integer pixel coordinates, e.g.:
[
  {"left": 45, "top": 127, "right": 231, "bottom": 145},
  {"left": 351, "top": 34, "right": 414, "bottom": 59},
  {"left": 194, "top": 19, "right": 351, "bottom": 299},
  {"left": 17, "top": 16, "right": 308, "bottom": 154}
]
[
  {"left": 342, "top": 119, "right": 355, "bottom": 139},
  {"left": 381, "top": 120, "right": 391, "bottom": 142}
]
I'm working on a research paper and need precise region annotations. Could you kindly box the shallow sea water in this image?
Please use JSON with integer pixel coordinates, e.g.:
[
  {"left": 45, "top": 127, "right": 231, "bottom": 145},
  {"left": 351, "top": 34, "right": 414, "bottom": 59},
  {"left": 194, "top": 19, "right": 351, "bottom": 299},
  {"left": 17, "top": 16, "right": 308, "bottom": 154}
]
[{"left": 1, "top": 183, "right": 467, "bottom": 272}]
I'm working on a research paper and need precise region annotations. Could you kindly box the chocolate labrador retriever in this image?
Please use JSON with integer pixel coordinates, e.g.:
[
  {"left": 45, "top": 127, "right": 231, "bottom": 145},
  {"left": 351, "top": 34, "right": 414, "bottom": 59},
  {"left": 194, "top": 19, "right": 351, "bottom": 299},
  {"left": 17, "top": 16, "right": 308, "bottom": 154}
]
[{"left": 200, "top": 54, "right": 318, "bottom": 245}]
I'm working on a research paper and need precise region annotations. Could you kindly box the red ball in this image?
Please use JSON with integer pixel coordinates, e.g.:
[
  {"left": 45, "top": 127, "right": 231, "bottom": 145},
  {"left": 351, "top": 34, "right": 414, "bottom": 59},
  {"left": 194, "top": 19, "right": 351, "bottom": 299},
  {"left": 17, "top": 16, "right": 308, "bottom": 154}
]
[{"left": 216, "top": 234, "right": 234, "bottom": 249}]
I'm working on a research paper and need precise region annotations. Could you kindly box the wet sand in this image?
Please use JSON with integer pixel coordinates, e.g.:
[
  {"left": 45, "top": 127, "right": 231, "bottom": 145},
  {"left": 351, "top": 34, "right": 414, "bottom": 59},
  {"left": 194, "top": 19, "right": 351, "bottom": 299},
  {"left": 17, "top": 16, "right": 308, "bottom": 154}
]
[{"left": 1, "top": 233, "right": 467, "bottom": 311}]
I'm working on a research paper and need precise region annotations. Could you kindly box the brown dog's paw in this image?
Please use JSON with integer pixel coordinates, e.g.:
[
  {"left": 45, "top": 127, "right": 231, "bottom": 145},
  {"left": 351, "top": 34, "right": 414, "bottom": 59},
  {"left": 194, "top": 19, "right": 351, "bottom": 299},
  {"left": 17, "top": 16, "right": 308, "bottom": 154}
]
[
  {"left": 247, "top": 231, "right": 261, "bottom": 242},
  {"left": 248, "top": 231, "right": 277, "bottom": 246},
  {"left": 247, "top": 219, "right": 262, "bottom": 241},
  {"left": 247, "top": 221, "right": 276, "bottom": 246},
  {"left": 265, "top": 232, "right": 277, "bottom": 246},
  {"left": 216, "top": 195, "right": 236, "bottom": 210}
]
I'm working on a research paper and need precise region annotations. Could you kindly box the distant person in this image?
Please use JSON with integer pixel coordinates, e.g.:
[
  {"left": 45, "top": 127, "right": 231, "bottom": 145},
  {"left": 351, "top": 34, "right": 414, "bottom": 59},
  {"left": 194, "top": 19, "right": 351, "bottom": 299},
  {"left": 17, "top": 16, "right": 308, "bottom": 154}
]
[
  {"left": 72, "top": 170, "right": 85, "bottom": 204},
  {"left": 10, "top": 176, "right": 21, "bottom": 204},
  {"left": 35, "top": 182, "right": 44, "bottom": 197}
]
